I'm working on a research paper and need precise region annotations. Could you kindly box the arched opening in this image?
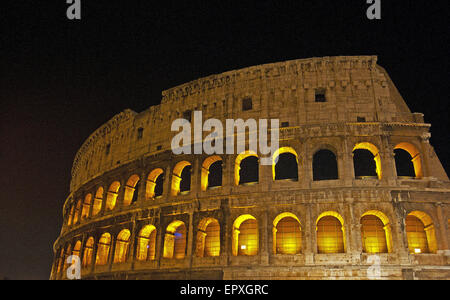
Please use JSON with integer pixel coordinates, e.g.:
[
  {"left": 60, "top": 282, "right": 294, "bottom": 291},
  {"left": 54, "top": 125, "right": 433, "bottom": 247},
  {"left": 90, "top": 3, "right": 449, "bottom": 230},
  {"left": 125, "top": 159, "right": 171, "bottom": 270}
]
[
  {"left": 95, "top": 233, "right": 111, "bottom": 266},
  {"left": 82, "top": 237, "right": 94, "bottom": 267},
  {"left": 73, "top": 200, "right": 82, "bottom": 224},
  {"left": 196, "top": 218, "right": 220, "bottom": 257},
  {"left": 273, "top": 213, "right": 302, "bottom": 254},
  {"left": 394, "top": 143, "right": 423, "bottom": 178},
  {"left": 361, "top": 210, "right": 393, "bottom": 253},
  {"left": 353, "top": 143, "right": 382, "bottom": 179},
  {"left": 171, "top": 161, "right": 192, "bottom": 196},
  {"left": 406, "top": 211, "right": 437, "bottom": 254},
  {"left": 136, "top": 225, "right": 157, "bottom": 261},
  {"left": 72, "top": 240, "right": 81, "bottom": 262},
  {"left": 146, "top": 168, "right": 164, "bottom": 199},
  {"left": 235, "top": 152, "right": 259, "bottom": 185},
  {"left": 92, "top": 187, "right": 103, "bottom": 216},
  {"left": 232, "top": 215, "right": 258, "bottom": 256},
  {"left": 394, "top": 149, "right": 415, "bottom": 178},
  {"left": 201, "top": 156, "right": 223, "bottom": 191},
  {"left": 163, "top": 221, "right": 187, "bottom": 259},
  {"left": 113, "top": 229, "right": 131, "bottom": 263},
  {"left": 105, "top": 181, "right": 120, "bottom": 211},
  {"left": 180, "top": 167, "right": 191, "bottom": 193},
  {"left": 273, "top": 147, "right": 299, "bottom": 181},
  {"left": 123, "top": 175, "right": 140, "bottom": 206},
  {"left": 313, "top": 149, "right": 338, "bottom": 181},
  {"left": 316, "top": 212, "right": 346, "bottom": 254},
  {"left": 81, "top": 194, "right": 92, "bottom": 219},
  {"left": 67, "top": 205, "right": 74, "bottom": 226}
]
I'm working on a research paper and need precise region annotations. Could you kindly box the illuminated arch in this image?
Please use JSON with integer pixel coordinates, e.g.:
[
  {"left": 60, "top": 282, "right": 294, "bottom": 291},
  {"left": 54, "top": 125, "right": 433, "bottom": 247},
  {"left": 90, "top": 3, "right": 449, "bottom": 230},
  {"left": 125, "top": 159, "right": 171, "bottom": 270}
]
[
  {"left": 82, "top": 237, "right": 95, "bottom": 267},
  {"left": 406, "top": 211, "right": 437, "bottom": 254},
  {"left": 361, "top": 210, "right": 392, "bottom": 253},
  {"left": 235, "top": 151, "right": 259, "bottom": 185},
  {"left": 313, "top": 149, "right": 339, "bottom": 181},
  {"left": 123, "top": 174, "right": 140, "bottom": 206},
  {"left": 163, "top": 221, "right": 187, "bottom": 259},
  {"left": 316, "top": 211, "right": 346, "bottom": 253},
  {"left": 72, "top": 240, "right": 81, "bottom": 263},
  {"left": 67, "top": 205, "right": 74, "bottom": 226},
  {"left": 95, "top": 233, "right": 111, "bottom": 266},
  {"left": 81, "top": 193, "right": 92, "bottom": 219},
  {"left": 146, "top": 168, "right": 164, "bottom": 199},
  {"left": 113, "top": 229, "right": 131, "bottom": 263},
  {"left": 136, "top": 225, "right": 157, "bottom": 261},
  {"left": 105, "top": 181, "right": 120, "bottom": 211},
  {"left": 196, "top": 218, "right": 220, "bottom": 257},
  {"left": 353, "top": 142, "right": 382, "bottom": 179},
  {"left": 394, "top": 142, "right": 423, "bottom": 178},
  {"left": 232, "top": 214, "right": 258, "bottom": 256},
  {"left": 273, "top": 213, "right": 302, "bottom": 254},
  {"left": 92, "top": 187, "right": 103, "bottom": 216},
  {"left": 201, "top": 156, "right": 223, "bottom": 191},
  {"left": 171, "top": 161, "right": 192, "bottom": 196},
  {"left": 272, "top": 147, "right": 299, "bottom": 181},
  {"left": 73, "top": 199, "right": 82, "bottom": 224}
]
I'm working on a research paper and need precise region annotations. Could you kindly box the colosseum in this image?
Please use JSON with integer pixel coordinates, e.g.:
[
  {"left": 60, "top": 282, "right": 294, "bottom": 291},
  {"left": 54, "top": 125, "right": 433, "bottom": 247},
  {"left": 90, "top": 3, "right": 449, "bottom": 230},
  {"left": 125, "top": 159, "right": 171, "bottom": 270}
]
[{"left": 51, "top": 56, "right": 450, "bottom": 280}]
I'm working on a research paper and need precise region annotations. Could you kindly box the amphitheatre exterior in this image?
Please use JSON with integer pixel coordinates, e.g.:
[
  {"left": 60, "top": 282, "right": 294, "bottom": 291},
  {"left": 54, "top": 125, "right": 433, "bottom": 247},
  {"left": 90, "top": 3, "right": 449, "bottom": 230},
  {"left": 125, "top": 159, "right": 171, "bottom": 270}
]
[{"left": 51, "top": 56, "right": 450, "bottom": 280}]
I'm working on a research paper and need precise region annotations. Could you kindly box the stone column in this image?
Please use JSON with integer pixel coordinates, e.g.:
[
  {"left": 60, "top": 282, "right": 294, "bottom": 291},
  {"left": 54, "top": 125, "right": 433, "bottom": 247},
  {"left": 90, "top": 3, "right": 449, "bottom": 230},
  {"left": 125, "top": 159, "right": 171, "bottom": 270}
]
[
  {"left": 186, "top": 211, "right": 195, "bottom": 269},
  {"left": 304, "top": 204, "right": 315, "bottom": 265},
  {"left": 191, "top": 158, "right": 200, "bottom": 196},
  {"left": 348, "top": 200, "right": 363, "bottom": 254},
  {"left": 91, "top": 235, "right": 99, "bottom": 273},
  {"left": 259, "top": 163, "right": 272, "bottom": 193},
  {"left": 221, "top": 156, "right": 230, "bottom": 188},
  {"left": 380, "top": 136, "right": 397, "bottom": 184},
  {"left": 108, "top": 234, "right": 116, "bottom": 271},
  {"left": 435, "top": 203, "right": 449, "bottom": 251},
  {"left": 391, "top": 196, "right": 411, "bottom": 264},
  {"left": 116, "top": 180, "right": 126, "bottom": 210},
  {"left": 342, "top": 138, "right": 355, "bottom": 185},
  {"left": 163, "top": 164, "right": 172, "bottom": 200},
  {"left": 155, "top": 223, "right": 163, "bottom": 268},
  {"left": 299, "top": 141, "right": 311, "bottom": 189},
  {"left": 260, "top": 210, "right": 269, "bottom": 265},
  {"left": 137, "top": 171, "right": 147, "bottom": 204},
  {"left": 129, "top": 214, "right": 137, "bottom": 268},
  {"left": 221, "top": 203, "right": 231, "bottom": 266}
]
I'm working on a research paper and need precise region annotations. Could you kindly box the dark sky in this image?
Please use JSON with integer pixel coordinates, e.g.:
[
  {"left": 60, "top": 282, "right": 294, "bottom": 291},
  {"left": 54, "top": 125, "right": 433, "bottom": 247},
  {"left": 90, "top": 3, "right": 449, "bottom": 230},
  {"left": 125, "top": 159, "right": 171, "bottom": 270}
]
[{"left": 0, "top": 0, "right": 448, "bottom": 280}]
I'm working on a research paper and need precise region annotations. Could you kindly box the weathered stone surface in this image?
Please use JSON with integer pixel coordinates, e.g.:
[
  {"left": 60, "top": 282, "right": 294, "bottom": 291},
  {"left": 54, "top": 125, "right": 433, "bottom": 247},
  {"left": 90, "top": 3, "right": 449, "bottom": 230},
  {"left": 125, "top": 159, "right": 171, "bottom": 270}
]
[{"left": 51, "top": 56, "right": 449, "bottom": 280}]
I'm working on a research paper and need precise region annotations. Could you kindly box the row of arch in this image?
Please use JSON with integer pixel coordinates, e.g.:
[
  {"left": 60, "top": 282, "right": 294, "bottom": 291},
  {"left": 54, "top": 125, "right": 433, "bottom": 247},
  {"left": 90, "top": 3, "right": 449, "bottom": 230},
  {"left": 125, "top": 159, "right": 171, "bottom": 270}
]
[
  {"left": 55, "top": 209, "right": 439, "bottom": 276},
  {"left": 66, "top": 142, "right": 423, "bottom": 227}
]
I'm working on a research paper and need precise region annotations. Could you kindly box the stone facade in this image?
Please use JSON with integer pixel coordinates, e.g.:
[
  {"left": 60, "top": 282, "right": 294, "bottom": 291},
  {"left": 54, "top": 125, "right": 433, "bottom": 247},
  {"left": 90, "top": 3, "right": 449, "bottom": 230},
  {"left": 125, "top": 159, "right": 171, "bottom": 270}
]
[{"left": 51, "top": 56, "right": 450, "bottom": 280}]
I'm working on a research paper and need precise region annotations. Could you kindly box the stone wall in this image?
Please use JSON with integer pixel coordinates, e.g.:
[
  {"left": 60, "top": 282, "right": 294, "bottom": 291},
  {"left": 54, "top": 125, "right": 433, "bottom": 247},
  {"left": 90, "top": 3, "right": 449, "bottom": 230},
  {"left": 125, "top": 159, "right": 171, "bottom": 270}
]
[{"left": 52, "top": 56, "right": 450, "bottom": 280}]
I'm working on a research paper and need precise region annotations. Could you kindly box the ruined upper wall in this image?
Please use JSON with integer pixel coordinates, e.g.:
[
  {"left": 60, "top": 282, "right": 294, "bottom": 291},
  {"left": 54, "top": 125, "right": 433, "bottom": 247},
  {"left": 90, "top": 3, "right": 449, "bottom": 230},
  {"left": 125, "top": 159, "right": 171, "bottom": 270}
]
[{"left": 69, "top": 55, "right": 427, "bottom": 192}]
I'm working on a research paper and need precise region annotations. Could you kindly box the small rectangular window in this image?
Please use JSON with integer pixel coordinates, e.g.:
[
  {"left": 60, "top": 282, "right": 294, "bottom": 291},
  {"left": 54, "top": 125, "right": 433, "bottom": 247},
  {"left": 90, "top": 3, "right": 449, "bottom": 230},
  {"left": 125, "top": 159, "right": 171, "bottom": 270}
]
[
  {"left": 137, "top": 127, "right": 144, "bottom": 139},
  {"left": 281, "top": 122, "right": 290, "bottom": 128},
  {"left": 156, "top": 145, "right": 162, "bottom": 151},
  {"left": 106, "top": 144, "right": 111, "bottom": 155},
  {"left": 242, "top": 98, "right": 253, "bottom": 111},
  {"left": 315, "top": 89, "right": 327, "bottom": 102},
  {"left": 357, "top": 117, "right": 366, "bottom": 122}
]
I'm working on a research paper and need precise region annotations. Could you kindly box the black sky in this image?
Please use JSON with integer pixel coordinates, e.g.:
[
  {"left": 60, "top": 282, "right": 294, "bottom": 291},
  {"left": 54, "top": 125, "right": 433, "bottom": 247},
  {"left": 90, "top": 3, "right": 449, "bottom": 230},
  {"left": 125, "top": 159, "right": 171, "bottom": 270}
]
[{"left": 0, "top": 0, "right": 448, "bottom": 280}]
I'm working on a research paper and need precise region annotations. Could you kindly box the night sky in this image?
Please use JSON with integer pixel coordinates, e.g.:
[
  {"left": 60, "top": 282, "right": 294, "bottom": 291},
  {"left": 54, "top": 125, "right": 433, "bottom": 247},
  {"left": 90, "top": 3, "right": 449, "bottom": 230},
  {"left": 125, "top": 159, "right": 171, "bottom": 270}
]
[{"left": 1, "top": 1, "right": 448, "bottom": 280}]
